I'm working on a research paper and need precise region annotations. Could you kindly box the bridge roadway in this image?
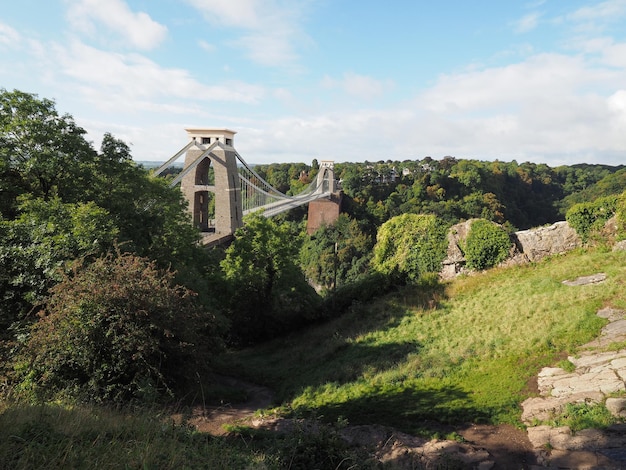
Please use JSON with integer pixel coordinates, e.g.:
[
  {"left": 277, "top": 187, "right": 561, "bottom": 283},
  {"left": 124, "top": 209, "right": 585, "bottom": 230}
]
[{"left": 243, "top": 188, "right": 332, "bottom": 218}]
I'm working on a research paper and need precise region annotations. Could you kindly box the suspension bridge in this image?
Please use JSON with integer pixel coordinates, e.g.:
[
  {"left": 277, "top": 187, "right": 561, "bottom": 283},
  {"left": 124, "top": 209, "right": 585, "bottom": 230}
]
[{"left": 153, "top": 129, "right": 340, "bottom": 245}]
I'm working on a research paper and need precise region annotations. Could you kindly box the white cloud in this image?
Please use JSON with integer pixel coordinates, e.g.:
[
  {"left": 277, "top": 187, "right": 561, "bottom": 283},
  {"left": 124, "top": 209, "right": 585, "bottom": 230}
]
[
  {"left": 198, "top": 40, "right": 216, "bottom": 53},
  {"left": 185, "top": 0, "right": 263, "bottom": 29},
  {"left": 419, "top": 53, "right": 614, "bottom": 114},
  {"left": 46, "top": 39, "right": 265, "bottom": 111},
  {"left": 563, "top": 0, "right": 626, "bottom": 34},
  {"left": 232, "top": 47, "right": 626, "bottom": 166},
  {"left": 184, "top": 0, "right": 309, "bottom": 66},
  {"left": 568, "top": 0, "right": 626, "bottom": 22},
  {"left": 0, "top": 22, "right": 20, "bottom": 47},
  {"left": 65, "top": 0, "right": 168, "bottom": 50},
  {"left": 321, "top": 73, "right": 393, "bottom": 99},
  {"left": 608, "top": 89, "right": 626, "bottom": 113},
  {"left": 514, "top": 12, "right": 541, "bottom": 33}
]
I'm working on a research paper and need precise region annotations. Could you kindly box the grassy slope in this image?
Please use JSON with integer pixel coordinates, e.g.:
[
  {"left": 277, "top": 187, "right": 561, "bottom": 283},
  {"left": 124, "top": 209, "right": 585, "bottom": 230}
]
[
  {"left": 2, "top": 248, "right": 625, "bottom": 467},
  {"left": 218, "top": 247, "right": 626, "bottom": 433}
]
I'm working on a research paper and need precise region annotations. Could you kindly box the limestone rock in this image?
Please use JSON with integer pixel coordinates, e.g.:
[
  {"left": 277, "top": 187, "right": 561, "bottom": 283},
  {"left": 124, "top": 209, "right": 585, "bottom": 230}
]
[
  {"left": 509, "top": 221, "right": 581, "bottom": 264},
  {"left": 440, "top": 220, "right": 582, "bottom": 279},
  {"left": 549, "top": 369, "right": 625, "bottom": 397},
  {"left": 613, "top": 239, "right": 626, "bottom": 252},
  {"left": 440, "top": 219, "right": 475, "bottom": 279},
  {"left": 562, "top": 272, "right": 607, "bottom": 286},
  {"left": 606, "top": 397, "right": 626, "bottom": 418},
  {"left": 597, "top": 307, "right": 626, "bottom": 322},
  {"left": 521, "top": 393, "right": 604, "bottom": 423}
]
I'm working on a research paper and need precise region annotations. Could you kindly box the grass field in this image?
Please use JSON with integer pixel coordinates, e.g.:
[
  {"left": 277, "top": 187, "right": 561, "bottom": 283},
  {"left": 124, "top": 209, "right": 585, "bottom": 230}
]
[{"left": 217, "top": 247, "right": 626, "bottom": 432}]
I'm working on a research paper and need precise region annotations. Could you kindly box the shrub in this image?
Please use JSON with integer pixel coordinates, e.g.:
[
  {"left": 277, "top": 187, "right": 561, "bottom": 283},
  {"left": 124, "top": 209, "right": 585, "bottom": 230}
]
[
  {"left": 566, "top": 195, "right": 618, "bottom": 243},
  {"left": 550, "top": 402, "right": 616, "bottom": 432},
  {"left": 15, "top": 252, "right": 224, "bottom": 404},
  {"left": 463, "top": 219, "right": 511, "bottom": 270}
]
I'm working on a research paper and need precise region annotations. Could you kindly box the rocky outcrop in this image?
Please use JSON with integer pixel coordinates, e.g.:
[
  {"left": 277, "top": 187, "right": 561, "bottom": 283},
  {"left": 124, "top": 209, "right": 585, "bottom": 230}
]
[
  {"left": 521, "top": 302, "right": 626, "bottom": 469},
  {"left": 507, "top": 221, "right": 581, "bottom": 265},
  {"left": 440, "top": 220, "right": 582, "bottom": 279},
  {"left": 440, "top": 219, "right": 476, "bottom": 279}
]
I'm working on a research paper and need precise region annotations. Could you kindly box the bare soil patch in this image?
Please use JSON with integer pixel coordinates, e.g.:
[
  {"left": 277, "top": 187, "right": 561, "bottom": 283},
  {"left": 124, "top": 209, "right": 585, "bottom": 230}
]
[{"left": 459, "top": 424, "right": 537, "bottom": 469}]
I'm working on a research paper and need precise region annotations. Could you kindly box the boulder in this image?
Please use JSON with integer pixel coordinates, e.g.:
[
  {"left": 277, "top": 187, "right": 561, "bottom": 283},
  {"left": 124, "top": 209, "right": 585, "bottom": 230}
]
[
  {"left": 605, "top": 398, "right": 626, "bottom": 418},
  {"left": 508, "top": 221, "right": 581, "bottom": 265},
  {"left": 614, "top": 239, "right": 626, "bottom": 252}
]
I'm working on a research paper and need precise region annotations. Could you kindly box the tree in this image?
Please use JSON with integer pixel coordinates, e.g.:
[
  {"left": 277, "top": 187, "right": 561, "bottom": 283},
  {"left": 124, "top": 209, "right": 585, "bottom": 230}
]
[
  {"left": 0, "top": 90, "right": 212, "bottom": 337},
  {"left": 15, "top": 252, "right": 224, "bottom": 404},
  {"left": 0, "top": 197, "right": 118, "bottom": 336},
  {"left": 566, "top": 195, "right": 618, "bottom": 243},
  {"left": 372, "top": 213, "right": 450, "bottom": 283},
  {"left": 220, "top": 213, "right": 319, "bottom": 344},
  {"left": 0, "top": 89, "right": 97, "bottom": 215},
  {"left": 300, "top": 214, "right": 372, "bottom": 292}
]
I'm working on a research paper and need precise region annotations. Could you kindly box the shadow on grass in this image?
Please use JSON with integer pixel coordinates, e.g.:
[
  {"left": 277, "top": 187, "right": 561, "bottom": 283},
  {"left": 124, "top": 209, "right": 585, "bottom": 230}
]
[
  {"left": 293, "top": 383, "right": 493, "bottom": 434},
  {"left": 289, "top": 339, "right": 423, "bottom": 390}
]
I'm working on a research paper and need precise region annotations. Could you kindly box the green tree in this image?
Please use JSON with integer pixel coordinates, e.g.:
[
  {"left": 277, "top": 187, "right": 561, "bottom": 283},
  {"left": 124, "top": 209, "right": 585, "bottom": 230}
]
[
  {"left": 300, "top": 214, "right": 372, "bottom": 292},
  {"left": 15, "top": 252, "right": 224, "bottom": 404},
  {"left": 566, "top": 195, "right": 618, "bottom": 243},
  {"left": 0, "top": 90, "right": 211, "bottom": 335},
  {"left": 0, "top": 197, "right": 118, "bottom": 335},
  {"left": 372, "top": 213, "right": 450, "bottom": 283},
  {"left": 0, "top": 89, "right": 97, "bottom": 215},
  {"left": 220, "top": 213, "right": 319, "bottom": 344}
]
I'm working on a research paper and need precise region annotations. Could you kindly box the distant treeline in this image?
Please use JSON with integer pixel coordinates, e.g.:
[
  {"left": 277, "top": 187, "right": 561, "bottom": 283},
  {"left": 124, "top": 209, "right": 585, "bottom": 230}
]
[{"left": 256, "top": 157, "right": 626, "bottom": 231}]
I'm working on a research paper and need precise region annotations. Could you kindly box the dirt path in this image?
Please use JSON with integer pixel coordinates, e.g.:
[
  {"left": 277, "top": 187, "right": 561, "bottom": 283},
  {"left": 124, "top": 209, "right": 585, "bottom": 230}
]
[
  {"left": 459, "top": 424, "right": 537, "bottom": 469},
  {"left": 176, "top": 375, "right": 275, "bottom": 436}
]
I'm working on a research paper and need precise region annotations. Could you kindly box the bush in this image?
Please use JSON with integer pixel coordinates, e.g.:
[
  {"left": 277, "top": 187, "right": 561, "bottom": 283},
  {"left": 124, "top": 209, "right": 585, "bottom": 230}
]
[
  {"left": 566, "top": 195, "right": 618, "bottom": 243},
  {"left": 463, "top": 219, "right": 511, "bottom": 270},
  {"left": 15, "top": 252, "right": 225, "bottom": 404}
]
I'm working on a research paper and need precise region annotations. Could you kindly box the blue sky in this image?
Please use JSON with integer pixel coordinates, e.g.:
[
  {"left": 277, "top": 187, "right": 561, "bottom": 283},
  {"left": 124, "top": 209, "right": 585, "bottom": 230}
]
[{"left": 1, "top": 1, "right": 625, "bottom": 166}]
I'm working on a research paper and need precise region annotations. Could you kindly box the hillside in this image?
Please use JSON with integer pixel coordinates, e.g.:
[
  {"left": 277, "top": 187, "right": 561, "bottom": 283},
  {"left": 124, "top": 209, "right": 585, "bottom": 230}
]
[
  {"left": 220, "top": 247, "right": 623, "bottom": 425},
  {"left": 3, "top": 246, "right": 626, "bottom": 468}
]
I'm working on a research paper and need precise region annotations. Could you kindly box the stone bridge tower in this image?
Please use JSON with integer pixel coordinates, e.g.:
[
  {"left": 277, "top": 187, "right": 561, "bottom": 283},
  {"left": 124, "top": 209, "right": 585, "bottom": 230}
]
[{"left": 180, "top": 128, "right": 242, "bottom": 240}]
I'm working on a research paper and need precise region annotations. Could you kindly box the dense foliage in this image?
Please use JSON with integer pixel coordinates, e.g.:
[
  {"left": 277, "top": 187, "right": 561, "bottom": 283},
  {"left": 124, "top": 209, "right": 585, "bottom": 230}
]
[
  {"left": 15, "top": 253, "right": 223, "bottom": 404},
  {"left": 617, "top": 192, "right": 626, "bottom": 240},
  {"left": 463, "top": 219, "right": 512, "bottom": 270},
  {"left": 299, "top": 214, "right": 372, "bottom": 291},
  {"left": 334, "top": 158, "right": 624, "bottom": 235},
  {"left": 371, "top": 213, "right": 450, "bottom": 283},
  {"left": 0, "top": 197, "right": 118, "bottom": 333},
  {"left": 566, "top": 195, "right": 619, "bottom": 243},
  {"left": 0, "top": 89, "right": 220, "bottom": 405},
  {"left": 220, "top": 213, "right": 320, "bottom": 344}
]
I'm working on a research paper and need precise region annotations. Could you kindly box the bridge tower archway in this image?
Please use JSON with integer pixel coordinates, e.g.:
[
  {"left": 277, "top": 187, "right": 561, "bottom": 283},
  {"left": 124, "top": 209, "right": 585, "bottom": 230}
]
[
  {"left": 317, "top": 160, "right": 336, "bottom": 193},
  {"left": 180, "top": 128, "right": 243, "bottom": 238}
]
